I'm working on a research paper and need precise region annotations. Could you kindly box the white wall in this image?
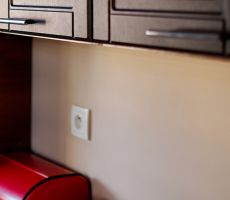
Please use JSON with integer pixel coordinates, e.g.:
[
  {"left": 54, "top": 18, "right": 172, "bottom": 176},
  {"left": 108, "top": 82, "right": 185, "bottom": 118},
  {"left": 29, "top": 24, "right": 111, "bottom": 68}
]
[{"left": 32, "top": 38, "right": 230, "bottom": 200}]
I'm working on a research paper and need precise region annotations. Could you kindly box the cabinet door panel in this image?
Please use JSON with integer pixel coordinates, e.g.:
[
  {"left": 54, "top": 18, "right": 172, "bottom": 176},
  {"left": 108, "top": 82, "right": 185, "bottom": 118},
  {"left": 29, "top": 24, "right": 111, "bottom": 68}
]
[
  {"left": 0, "top": 0, "right": 8, "bottom": 29},
  {"left": 114, "top": 0, "right": 222, "bottom": 13},
  {"left": 11, "top": 0, "right": 73, "bottom": 7},
  {"left": 10, "top": 0, "right": 89, "bottom": 39},
  {"left": 111, "top": 15, "right": 223, "bottom": 53},
  {"left": 10, "top": 10, "right": 73, "bottom": 37}
]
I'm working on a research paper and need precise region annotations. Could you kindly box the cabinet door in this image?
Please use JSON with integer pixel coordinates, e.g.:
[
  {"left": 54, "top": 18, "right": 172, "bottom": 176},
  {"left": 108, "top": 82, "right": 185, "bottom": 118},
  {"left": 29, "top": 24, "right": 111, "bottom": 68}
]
[
  {"left": 114, "top": 0, "right": 222, "bottom": 13},
  {"left": 10, "top": 10, "right": 73, "bottom": 37},
  {"left": 0, "top": 0, "right": 8, "bottom": 29},
  {"left": 10, "top": 0, "right": 89, "bottom": 39},
  {"left": 111, "top": 15, "right": 223, "bottom": 53}
]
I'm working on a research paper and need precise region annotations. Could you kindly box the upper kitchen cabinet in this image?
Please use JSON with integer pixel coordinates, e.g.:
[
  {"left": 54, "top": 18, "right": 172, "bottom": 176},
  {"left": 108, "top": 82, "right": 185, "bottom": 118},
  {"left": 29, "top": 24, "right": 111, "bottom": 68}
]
[
  {"left": 8, "top": 0, "right": 91, "bottom": 39},
  {"left": 0, "top": 0, "right": 9, "bottom": 30},
  {"left": 106, "top": 0, "right": 230, "bottom": 54}
]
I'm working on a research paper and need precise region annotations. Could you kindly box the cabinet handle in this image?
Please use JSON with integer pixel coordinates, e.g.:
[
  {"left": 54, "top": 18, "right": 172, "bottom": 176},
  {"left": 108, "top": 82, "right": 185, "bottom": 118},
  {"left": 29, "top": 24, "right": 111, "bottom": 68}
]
[
  {"left": 145, "top": 30, "right": 220, "bottom": 41},
  {"left": 0, "top": 18, "right": 39, "bottom": 25}
]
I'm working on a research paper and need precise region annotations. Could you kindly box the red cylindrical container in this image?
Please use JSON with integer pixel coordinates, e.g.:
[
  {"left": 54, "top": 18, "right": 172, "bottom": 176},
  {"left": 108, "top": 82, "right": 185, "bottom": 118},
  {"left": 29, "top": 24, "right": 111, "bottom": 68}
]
[{"left": 0, "top": 152, "right": 91, "bottom": 200}]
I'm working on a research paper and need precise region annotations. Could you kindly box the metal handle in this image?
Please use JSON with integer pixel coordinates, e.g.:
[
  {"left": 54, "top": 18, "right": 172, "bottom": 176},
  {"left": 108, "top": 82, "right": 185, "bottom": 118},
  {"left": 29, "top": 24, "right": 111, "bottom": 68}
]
[
  {"left": 0, "top": 18, "right": 39, "bottom": 25},
  {"left": 145, "top": 30, "right": 220, "bottom": 41}
]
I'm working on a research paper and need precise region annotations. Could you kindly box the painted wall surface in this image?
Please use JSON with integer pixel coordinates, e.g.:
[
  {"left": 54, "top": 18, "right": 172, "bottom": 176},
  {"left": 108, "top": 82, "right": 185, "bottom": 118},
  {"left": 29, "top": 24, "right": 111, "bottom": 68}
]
[{"left": 32, "top": 38, "right": 230, "bottom": 200}]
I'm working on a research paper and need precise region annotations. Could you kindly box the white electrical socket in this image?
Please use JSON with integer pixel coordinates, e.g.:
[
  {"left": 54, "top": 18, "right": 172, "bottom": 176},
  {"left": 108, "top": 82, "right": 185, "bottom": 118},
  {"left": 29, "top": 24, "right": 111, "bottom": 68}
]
[{"left": 71, "top": 105, "right": 90, "bottom": 141}]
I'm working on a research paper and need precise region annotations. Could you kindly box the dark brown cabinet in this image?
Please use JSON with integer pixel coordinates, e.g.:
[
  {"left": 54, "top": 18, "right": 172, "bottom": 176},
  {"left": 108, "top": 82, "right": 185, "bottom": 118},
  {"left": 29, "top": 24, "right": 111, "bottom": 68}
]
[
  {"left": 0, "top": 0, "right": 229, "bottom": 54},
  {"left": 8, "top": 0, "right": 90, "bottom": 39},
  {"left": 108, "top": 0, "right": 230, "bottom": 54},
  {"left": 111, "top": 15, "right": 223, "bottom": 53},
  {"left": 10, "top": 10, "right": 73, "bottom": 37}
]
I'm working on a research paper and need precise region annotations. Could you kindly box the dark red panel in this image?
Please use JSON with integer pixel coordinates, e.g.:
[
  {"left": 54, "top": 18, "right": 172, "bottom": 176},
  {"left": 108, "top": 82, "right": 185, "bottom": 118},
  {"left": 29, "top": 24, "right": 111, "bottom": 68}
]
[
  {"left": 26, "top": 176, "right": 90, "bottom": 200},
  {"left": 0, "top": 34, "right": 31, "bottom": 152}
]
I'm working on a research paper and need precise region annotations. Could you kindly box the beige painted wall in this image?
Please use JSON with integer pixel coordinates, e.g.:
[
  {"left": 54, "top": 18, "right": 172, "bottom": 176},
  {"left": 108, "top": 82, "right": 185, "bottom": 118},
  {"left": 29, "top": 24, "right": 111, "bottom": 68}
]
[{"left": 32, "top": 38, "right": 230, "bottom": 200}]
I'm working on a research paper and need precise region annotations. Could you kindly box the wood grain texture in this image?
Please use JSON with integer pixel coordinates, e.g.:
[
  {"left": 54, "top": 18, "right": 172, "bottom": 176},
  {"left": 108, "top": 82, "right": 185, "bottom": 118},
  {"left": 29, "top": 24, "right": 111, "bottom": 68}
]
[
  {"left": 114, "top": 0, "right": 222, "bottom": 13},
  {"left": 224, "top": 0, "right": 230, "bottom": 32},
  {"left": 74, "top": 0, "right": 89, "bottom": 38},
  {"left": 93, "top": 0, "right": 109, "bottom": 41},
  {"left": 10, "top": 10, "right": 73, "bottom": 37},
  {"left": 0, "top": 0, "right": 9, "bottom": 30},
  {"left": 0, "top": 34, "right": 31, "bottom": 152},
  {"left": 10, "top": 0, "right": 89, "bottom": 39},
  {"left": 111, "top": 15, "right": 223, "bottom": 53},
  {"left": 11, "top": 0, "right": 73, "bottom": 7}
]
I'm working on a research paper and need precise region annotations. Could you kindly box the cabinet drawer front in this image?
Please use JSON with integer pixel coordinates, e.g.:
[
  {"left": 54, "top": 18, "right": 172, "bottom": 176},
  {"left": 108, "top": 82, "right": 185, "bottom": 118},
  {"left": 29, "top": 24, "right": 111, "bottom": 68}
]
[
  {"left": 11, "top": 0, "right": 73, "bottom": 8},
  {"left": 10, "top": 10, "right": 73, "bottom": 37},
  {"left": 111, "top": 15, "right": 223, "bottom": 53},
  {"left": 114, "top": 0, "right": 222, "bottom": 13}
]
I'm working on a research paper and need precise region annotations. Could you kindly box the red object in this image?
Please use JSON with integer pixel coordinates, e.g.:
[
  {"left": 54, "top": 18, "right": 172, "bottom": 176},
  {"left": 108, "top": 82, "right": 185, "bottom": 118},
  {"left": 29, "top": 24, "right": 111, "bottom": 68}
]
[{"left": 0, "top": 152, "right": 91, "bottom": 200}]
